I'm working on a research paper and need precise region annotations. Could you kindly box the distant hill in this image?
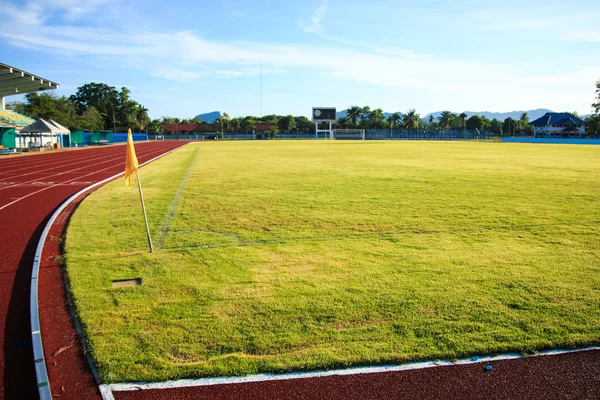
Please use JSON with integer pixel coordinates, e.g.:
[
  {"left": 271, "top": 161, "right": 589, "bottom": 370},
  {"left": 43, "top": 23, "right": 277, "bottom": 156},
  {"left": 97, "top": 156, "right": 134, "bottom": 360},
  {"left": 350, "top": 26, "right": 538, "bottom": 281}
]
[
  {"left": 194, "top": 111, "right": 221, "bottom": 123},
  {"left": 198, "top": 109, "right": 591, "bottom": 123},
  {"left": 337, "top": 109, "right": 403, "bottom": 119},
  {"left": 421, "top": 109, "right": 554, "bottom": 122},
  {"left": 336, "top": 108, "right": 596, "bottom": 123}
]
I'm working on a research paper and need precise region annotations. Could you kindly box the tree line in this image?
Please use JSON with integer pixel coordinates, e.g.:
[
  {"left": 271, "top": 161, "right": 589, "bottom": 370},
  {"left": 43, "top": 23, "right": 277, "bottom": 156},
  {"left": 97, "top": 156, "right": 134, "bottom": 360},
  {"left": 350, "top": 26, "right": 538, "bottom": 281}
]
[
  {"left": 7, "top": 80, "right": 600, "bottom": 136},
  {"left": 9, "top": 83, "right": 149, "bottom": 133},
  {"left": 335, "top": 106, "right": 531, "bottom": 135}
]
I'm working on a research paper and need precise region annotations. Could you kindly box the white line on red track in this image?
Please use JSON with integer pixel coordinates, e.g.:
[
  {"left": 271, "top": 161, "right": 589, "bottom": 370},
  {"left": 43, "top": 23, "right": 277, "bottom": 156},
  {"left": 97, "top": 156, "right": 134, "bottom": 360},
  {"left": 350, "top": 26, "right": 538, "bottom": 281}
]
[
  {"left": 0, "top": 146, "right": 123, "bottom": 173},
  {"left": 0, "top": 144, "right": 178, "bottom": 211},
  {"left": 0, "top": 143, "right": 164, "bottom": 179},
  {"left": 99, "top": 346, "right": 600, "bottom": 400},
  {"left": 0, "top": 144, "right": 161, "bottom": 183},
  {"left": 0, "top": 146, "right": 166, "bottom": 190}
]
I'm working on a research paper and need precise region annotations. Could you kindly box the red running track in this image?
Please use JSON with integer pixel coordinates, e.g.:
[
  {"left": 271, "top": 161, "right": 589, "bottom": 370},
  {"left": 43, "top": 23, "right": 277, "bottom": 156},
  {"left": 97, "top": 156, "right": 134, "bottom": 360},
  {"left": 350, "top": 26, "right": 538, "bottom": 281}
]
[
  {"left": 2, "top": 141, "right": 600, "bottom": 400},
  {"left": 112, "top": 349, "right": 600, "bottom": 400},
  {"left": 0, "top": 142, "right": 188, "bottom": 399}
]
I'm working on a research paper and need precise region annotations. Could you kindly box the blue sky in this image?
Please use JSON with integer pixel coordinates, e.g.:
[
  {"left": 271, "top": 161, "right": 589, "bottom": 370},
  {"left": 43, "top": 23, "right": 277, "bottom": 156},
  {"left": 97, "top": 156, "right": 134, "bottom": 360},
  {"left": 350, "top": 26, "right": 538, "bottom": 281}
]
[{"left": 1, "top": 0, "right": 599, "bottom": 119}]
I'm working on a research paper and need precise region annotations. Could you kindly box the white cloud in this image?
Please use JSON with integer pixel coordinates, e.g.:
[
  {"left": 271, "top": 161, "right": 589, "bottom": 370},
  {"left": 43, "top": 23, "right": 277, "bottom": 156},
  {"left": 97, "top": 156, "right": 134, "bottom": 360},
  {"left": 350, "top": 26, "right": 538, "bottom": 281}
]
[
  {"left": 476, "top": 9, "right": 600, "bottom": 43},
  {"left": 216, "top": 67, "right": 286, "bottom": 78},
  {"left": 1, "top": 1, "right": 598, "bottom": 114},
  {"left": 149, "top": 68, "right": 200, "bottom": 82},
  {"left": 298, "top": 0, "right": 328, "bottom": 34},
  {"left": 0, "top": 1, "right": 45, "bottom": 25},
  {"left": 36, "top": 0, "right": 114, "bottom": 19},
  {"left": 562, "top": 29, "right": 600, "bottom": 43},
  {"left": 482, "top": 18, "right": 557, "bottom": 31}
]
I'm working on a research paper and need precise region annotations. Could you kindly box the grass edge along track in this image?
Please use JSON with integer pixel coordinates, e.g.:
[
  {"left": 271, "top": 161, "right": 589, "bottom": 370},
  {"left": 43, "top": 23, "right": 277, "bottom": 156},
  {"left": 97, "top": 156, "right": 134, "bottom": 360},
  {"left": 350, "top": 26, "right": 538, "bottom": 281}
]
[{"left": 65, "top": 140, "right": 600, "bottom": 383}]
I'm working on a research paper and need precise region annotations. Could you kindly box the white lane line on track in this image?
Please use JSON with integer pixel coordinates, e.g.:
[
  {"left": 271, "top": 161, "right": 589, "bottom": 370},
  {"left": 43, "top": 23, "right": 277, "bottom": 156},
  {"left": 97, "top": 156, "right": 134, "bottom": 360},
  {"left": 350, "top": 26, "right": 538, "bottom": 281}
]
[
  {"left": 99, "top": 346, "right": 600, "bottom": 398},
  {"left": 0, "top": 145, "right": 180, "bottom": 211},
  {"left": 0, "top": 147, "right": 119, "bottom": 175},
  {"left": 30, "top": 142, "right": 190, "bottom": 400},
  {"left": 0, "top": 143, "right": 129, "bottom": 173},
  {"left": 0, "top": 146, "right": 163, "bottom": 189},
  {"left": 0, "top": 143, "right": 159, "bottom": 182}
]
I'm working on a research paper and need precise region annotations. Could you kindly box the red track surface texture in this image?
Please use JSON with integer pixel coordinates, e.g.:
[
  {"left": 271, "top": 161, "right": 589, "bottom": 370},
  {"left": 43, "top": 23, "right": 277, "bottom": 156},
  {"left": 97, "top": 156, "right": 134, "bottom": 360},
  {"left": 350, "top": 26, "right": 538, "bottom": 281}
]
[
  {"left": 0, "top": 142, "right": 187, "bottom": 400},
  {"left": 1, "top": 142, "right": 600, "bottom": 400},
  {"left": 112, "top": 349, "right": 600, "bottom": 400}
]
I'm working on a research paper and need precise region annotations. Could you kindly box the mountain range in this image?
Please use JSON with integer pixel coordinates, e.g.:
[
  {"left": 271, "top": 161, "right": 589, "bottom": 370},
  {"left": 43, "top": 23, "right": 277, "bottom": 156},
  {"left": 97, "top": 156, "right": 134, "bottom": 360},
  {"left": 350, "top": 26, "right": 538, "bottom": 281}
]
[
  {"left": 337, "top": 108, "right": 591, "bottom": 122},
  {"left": 196, "top": 109, "right": 592, "bottom": 123}
]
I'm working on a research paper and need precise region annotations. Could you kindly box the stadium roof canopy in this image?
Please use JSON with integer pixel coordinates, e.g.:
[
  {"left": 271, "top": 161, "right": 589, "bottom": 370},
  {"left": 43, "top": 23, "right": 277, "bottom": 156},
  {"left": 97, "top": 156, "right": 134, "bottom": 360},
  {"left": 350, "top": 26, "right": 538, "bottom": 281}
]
[{"left": 0, "top": 62, "right": 59, "bottom": 109}]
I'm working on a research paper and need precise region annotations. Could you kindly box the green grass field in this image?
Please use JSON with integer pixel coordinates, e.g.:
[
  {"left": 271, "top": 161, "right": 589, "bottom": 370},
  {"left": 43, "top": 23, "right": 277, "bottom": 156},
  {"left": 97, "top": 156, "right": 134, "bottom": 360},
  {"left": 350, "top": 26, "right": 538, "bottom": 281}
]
[{"left": 65, "top": 140, "right": 600, "bottom": 383}]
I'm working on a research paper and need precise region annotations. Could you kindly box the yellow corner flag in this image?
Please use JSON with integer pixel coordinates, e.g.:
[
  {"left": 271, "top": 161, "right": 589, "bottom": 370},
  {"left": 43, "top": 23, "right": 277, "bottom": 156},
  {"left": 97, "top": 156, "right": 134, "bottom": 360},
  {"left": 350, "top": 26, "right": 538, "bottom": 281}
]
[{"left": 125, "top": 128, "right": 139, "bottom": 188}]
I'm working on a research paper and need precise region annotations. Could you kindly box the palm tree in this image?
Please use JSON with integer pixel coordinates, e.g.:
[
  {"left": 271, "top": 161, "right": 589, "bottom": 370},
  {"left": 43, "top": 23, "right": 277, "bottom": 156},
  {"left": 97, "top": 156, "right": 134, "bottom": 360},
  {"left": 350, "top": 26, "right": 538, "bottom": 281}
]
[
  {"left": 437, "top": 111, "right": 453, "bottom": 131},
  {"left": 369, "top": 108, "right": 385, "bottom": 128},
  {"left": 387, "top": 112, "right": 401, "bottom": 128},
  {"left": 459, "top": 112, "right": 467, "bottom": 132},
  {"left": 336, "top": 116, "right": 350, "bottom": 128},
  {"left": 221, "top": 112, "right": 231, "bottom": 132},
  {"left": 346, "top": 105, "right": 362, "bottom": 126},
  {"left": 136, "top": 105, "right": 149, "bottom": 133},
  {"left": 230, "top": 117, "right": 241, "bottom": 132},
  {"left": 241, "top": 116, "right": 256, "bottom": 133},
  {"left": 215, "top": 117, "right": 225, "bottom": 133},
  {"left": 402, "top": 109, "right": 421, "bottom": 129}
]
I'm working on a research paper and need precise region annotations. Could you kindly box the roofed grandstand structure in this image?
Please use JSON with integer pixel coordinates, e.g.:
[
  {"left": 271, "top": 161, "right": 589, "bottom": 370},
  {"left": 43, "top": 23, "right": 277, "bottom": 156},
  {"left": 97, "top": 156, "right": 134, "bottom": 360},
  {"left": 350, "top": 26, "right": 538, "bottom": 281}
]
[
  {"left": 0, "top": 62, "right": 59, "bottom": 111},
  {"left": 0, "top": 109, "right": 35, "bottom": 128}
]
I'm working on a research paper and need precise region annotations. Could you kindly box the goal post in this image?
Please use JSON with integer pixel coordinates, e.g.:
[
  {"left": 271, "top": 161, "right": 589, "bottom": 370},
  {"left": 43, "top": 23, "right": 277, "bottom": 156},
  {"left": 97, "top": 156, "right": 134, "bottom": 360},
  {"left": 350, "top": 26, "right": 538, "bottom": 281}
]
[{"left": 332, "top": 129, "right": 366, "bottom": 140}]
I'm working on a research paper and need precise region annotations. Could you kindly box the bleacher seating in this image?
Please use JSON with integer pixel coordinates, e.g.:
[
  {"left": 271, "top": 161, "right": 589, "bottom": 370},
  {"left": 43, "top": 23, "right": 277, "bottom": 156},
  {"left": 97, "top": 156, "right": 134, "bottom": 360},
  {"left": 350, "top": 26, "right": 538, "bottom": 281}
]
[{"left": 0, "top": 110, "right": 35, "bottom": 127}]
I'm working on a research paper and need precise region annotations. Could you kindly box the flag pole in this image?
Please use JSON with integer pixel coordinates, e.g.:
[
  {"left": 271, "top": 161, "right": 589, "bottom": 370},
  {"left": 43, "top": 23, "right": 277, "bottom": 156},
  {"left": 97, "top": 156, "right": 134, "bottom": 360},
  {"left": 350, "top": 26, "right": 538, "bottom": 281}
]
[{"left": 135, "top": 170, "right": 154, "bottom": 252}]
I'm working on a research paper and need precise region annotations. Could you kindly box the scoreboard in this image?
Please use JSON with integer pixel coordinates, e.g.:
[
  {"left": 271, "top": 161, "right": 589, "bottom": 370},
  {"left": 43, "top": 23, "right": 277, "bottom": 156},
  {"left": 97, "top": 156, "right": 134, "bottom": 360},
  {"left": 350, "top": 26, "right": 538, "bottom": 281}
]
[{"left": 312, "top": 107, "right": 336, "bottom": 121}]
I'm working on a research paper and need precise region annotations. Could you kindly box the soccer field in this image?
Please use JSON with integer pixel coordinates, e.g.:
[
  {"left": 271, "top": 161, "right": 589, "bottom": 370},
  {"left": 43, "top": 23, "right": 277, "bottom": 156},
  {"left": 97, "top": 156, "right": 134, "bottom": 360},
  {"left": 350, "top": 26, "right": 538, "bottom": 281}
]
[{"left": 65, "top": 140, "right": 600, "bottom": 383}]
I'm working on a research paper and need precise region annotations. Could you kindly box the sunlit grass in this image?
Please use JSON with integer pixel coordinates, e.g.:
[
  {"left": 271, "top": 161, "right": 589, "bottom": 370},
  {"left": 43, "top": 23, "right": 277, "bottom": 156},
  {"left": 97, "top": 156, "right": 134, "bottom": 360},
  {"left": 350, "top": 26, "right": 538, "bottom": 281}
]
[{"left": 65, "top": 140, "right": 600, "bottom": 383}]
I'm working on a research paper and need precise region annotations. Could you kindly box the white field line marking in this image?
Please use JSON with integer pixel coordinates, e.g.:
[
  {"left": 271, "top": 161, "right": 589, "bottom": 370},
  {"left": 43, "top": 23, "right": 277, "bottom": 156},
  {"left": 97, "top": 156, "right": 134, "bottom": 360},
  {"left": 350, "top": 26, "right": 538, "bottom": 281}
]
[
  {"left": 155, "top": 146, "right": 202, "bottom": 249},
  {"left": 0, "top": 145, "right": 176, "bottom": 211},
  {"left": 31, "top": 142, "right": 189, "bottom": 400},
  {"left": 101, "top": 346, "right": 600, "bottom": 396},
  {"left": 0, "top": 146, "right": 162, "bottom": 190},
  {"left": 99, "top": 386, "right": 116, "bottom": 400}
]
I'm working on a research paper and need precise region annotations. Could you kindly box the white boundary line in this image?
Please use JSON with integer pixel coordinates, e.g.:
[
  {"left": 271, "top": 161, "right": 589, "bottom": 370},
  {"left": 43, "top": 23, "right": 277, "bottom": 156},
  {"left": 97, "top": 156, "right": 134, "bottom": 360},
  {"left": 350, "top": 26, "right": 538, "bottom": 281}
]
[
  {"left": 27, "top": 142, "right": 600, "bottom": 399},
  {"left": 99, "top": 345, "right": 600, "bottom": 398},
  {"left": 30, "top": 143, "right": 189, "bottom": 400}
]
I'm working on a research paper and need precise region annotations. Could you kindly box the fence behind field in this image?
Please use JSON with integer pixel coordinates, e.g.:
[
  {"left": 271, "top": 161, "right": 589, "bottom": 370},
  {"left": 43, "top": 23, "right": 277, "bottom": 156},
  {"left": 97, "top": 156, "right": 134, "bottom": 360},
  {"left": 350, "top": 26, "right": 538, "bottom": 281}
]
[
  {"left": 502, "top": 137, "right": 600, "bottom": 145},
  {"left": 366, "top": 129, "right": 494, "bottom": 140},
  {"left": 112, "top": 133, "right": 148, "bottom": 143},
  {"left": 149, "top": 129, "right": 494, "bottom": 141}
]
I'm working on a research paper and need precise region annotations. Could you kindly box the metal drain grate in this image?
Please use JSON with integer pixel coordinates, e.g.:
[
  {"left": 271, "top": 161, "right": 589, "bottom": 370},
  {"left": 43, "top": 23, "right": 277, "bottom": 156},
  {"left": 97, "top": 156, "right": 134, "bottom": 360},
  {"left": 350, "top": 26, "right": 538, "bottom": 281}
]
[{"left": 112, "top": 278, "right": 142, "bottom": 288}]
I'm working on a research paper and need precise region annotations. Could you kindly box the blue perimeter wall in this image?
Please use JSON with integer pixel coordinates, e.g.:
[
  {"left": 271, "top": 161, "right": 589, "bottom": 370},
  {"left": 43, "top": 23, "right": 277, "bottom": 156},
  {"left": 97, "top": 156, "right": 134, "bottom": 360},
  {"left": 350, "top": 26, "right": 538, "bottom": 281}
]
[
  {"left": 502, "top": 138, "right": 600, "bottom": 145},
  {"left": 112, "top": 133, "right": 148, "bottom": 143}
]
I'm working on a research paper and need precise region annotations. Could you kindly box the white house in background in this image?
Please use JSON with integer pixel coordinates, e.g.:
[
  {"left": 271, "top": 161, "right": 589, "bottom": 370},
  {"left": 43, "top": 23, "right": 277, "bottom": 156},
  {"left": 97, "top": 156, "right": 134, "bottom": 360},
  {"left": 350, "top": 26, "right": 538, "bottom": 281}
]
[{"left": 529, "top": 112, "right": 587, "bottom": 137}]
